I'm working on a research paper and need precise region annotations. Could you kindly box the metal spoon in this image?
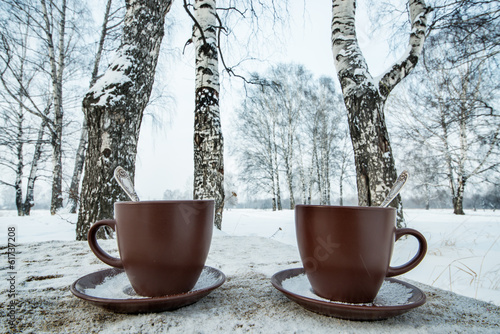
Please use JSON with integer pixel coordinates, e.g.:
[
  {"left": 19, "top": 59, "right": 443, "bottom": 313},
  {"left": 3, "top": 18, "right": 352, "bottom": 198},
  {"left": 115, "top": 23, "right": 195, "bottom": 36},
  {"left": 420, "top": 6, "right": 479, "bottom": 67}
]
[
  {"left": 379, "top": 170, "right": 409, "bottom": 208},
  {"left": 114, "top": 166, "right": 140, "bottom": 202}
]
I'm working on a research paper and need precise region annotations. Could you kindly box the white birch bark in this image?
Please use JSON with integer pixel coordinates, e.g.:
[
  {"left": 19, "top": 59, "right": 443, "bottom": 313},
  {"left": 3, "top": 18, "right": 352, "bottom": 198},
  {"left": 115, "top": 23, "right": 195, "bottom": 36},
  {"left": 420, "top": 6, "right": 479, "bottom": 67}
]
[
  {"left": 296, "top": 139, "right": 308, "bottom": 205},
  {"left": 331, "top": 0, "right": 430, "bottom": 225},
  {"left": 271, "top": 110, "right": 282, "bottom": 210},
  {"left": 76, "top": 0, "right": 172, "bottom": 240},
  {"left": 192, "top": 0, "right": 225, "bottom": 229},
  {"left": 40, "top": 0, "right": 66, "bottom": 215},
  {"left": 269, "top": 138, "right": 277, "bottom": 211},
  {"left": 23, "top": 121, "right": 46, "bottom": 216},
  {"left": 14, "top": 107, "right": 24, "bottom": 216}
]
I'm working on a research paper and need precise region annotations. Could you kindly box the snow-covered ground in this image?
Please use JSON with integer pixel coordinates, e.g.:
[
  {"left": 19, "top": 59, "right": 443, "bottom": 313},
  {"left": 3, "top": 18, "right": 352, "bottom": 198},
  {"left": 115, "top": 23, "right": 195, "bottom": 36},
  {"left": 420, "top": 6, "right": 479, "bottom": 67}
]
[{"left": 1, "top": 208, "right": 499, "bottom": 306}]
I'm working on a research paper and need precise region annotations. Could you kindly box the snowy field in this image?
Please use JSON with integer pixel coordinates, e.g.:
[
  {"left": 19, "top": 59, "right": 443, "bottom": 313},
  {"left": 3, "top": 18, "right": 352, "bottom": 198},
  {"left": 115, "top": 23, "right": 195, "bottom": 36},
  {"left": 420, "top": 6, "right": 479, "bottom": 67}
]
[{"left": 1, "top": 208, "right": 499, "bottom": 307}]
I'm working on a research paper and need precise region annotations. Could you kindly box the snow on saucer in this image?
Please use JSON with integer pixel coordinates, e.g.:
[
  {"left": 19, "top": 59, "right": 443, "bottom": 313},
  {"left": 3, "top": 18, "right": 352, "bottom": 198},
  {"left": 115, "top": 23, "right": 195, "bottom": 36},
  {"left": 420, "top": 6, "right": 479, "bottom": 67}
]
[
  {"left": 83, "top": 268, "right": 220, "bottom": 299},
  {"left": 282, "top": 273, "right": 413, "bottom": 306}
]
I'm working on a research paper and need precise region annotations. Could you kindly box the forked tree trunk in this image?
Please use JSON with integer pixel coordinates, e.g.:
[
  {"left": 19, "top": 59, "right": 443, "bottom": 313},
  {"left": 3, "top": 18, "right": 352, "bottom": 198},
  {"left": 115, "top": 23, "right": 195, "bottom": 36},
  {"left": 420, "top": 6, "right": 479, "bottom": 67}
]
[
  {"left": 331, "top": 0, "right": 430, "bottom": 226},
  {"left": 76, "top": 0, "right": 172, "bottom": 240},
  {"left": 192, "top": 0, "right": 225, "bottom": 229}
]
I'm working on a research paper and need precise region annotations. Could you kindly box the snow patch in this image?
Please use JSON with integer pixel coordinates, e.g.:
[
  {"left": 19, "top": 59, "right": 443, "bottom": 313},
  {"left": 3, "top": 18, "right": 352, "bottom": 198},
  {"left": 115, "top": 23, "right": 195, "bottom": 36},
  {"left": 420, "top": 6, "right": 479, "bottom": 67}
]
[
  {"left": 83, "top": 268, "right": 220, "bottom": 299},
  {"left": 282, "top": 273, "right": 413, "bottom": 306}
]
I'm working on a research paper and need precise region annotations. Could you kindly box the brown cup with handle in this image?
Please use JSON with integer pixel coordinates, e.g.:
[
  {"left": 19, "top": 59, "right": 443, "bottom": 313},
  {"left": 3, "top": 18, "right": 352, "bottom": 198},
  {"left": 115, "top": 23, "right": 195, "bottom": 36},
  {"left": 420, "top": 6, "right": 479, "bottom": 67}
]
[
  {"left": 88, "top": 200, "right": 214, "bottom": 297},
  {"left": 295, "top": 205, "right": 427, "bottom": 303}
]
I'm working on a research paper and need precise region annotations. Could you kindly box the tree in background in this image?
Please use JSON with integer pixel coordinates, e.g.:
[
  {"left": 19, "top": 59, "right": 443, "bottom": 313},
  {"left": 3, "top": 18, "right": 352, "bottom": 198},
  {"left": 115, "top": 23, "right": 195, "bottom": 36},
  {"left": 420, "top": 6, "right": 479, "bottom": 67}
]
[
  {"left": 67, "top": 0, "right": 124, "bottom": 214},
  {"left": 299, "top": 76, "right": 345, "bottom": 206},
  {"left": 76, "top": 0, "right": 173, "bottom": 240},
  {"left": 235, "top": 74, "right": 283, "bottom": 211},
  {"left": 184, "top": 0, "right": 289, "bottom": 227},
  {"left": 272, "top": 65, "right": 313, "bottom": 209},
  {"left": 386, "top": 0, "right": 499, "bottom": 214},
  {"left": 425, "top": 0, "right": 499, "bottom": 66},
  {"left": 389, "top": 58, "right": 499, "bottom": 214},
  {"left": 0, "top": 4, "right": 46, "bottom": 216},
  {"left": 185, "top": 0, "right": 225, "bottom": 230},
  {"left": 235, "top": 64, "right": 347, "bottom": 208},
  {"left": 330, "top": 0, "right": 431, "bottom": 226},
  {"left": 0, "top": 0, "right": 88, "bottom": 215}
]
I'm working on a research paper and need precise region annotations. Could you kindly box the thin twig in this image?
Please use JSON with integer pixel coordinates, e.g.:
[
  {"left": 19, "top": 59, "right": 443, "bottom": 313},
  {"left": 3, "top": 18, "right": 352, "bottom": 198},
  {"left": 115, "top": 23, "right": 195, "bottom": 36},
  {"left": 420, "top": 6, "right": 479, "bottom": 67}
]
[{"left": 183, "top": 0, "right": 207, "bottom": 47}]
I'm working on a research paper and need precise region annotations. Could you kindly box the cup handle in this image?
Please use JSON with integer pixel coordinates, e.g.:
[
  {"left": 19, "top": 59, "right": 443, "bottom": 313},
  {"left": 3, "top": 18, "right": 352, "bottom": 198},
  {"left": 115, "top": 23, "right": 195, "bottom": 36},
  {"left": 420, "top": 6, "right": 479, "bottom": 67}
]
[
  {"left": 387, "top": 228, "right": 427, "bottom": 277},
  {"left": 87, "top": 219, "right": 124, "bottom": 269}
]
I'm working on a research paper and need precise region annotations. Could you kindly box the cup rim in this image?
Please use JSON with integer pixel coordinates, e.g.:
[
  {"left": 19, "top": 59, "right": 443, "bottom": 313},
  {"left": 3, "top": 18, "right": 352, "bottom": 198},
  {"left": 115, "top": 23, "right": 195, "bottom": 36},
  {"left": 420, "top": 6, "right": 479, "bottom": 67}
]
[
  {"left": 115, "top": 200, "right": 215, "bottom": 206},
  {"left": 295, "top": 204, "right": 395, "bottom": 211}
]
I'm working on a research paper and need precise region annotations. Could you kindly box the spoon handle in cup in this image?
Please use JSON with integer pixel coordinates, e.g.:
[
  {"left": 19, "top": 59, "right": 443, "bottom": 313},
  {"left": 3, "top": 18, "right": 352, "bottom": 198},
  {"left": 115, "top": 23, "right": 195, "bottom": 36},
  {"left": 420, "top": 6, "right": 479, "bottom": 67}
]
[
  {"left": 380, "top": 170, "right": 409, "bottom": 208},
  {"left": 114, "top": 166, "right": 140, "bottom": 202}
]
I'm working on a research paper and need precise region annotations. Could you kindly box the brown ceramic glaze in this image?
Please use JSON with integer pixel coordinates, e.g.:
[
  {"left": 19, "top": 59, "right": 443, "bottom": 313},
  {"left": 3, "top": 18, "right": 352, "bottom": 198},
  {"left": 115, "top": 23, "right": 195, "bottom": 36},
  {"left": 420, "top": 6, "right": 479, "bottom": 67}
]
[
  {"left": 88, "top": 200, "right": 214, "bottom": 297},
  {"left": 295, "top": 205, "right": 427, "bottom": 304}
]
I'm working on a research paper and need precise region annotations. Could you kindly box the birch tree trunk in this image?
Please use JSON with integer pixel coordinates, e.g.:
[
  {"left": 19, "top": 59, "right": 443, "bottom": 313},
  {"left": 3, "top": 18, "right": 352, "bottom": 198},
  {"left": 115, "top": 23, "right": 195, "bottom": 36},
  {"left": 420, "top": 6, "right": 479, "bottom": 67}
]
[
  {"left": 23, "top": 121, "right": 46, "bottom": 216},
  {"left": 269, "top": 139, "right": 278, "bottom": 211},
  {"left": 68, "top": 0, "right": 115, "bottom": 214},
  {"left": 331, "top": 0, "right": 430, "bottom": 225},
  {"left": 40, "top": 0, "right": 66, "bottom": 215},
  {"left": 283, "top": 146, "right": 295, "bottom": 209},
  {"left": 272, "top": 122, "right": 282, "bottom": 210},
  {"left": 296, "top": 140, "right": 308, "bottom": 205},
  {"left": 76, "top": 0, "right": 172, "bottom": 240},
  {"left": 67, "top": 120, "right": 87, "bottom": 213},
  {"left": 192, "top": 0, "right": 225, "bottom": 229},
  {"left": 14, "top": 108, "right": 24, "bottom": 216},
  {"left": 338, "top": 133, "right": 351, "bottom": 206}
]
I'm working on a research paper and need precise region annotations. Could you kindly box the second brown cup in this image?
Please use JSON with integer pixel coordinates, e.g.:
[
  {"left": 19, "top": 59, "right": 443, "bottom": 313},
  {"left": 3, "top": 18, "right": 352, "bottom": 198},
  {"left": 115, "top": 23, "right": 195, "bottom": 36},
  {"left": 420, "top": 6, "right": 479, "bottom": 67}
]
[
  {"left": 295, "top": 205, "right": 427, "bottom": 303},
  {"left": 88, "top": 200, "right": 214, "bottom": 297}
]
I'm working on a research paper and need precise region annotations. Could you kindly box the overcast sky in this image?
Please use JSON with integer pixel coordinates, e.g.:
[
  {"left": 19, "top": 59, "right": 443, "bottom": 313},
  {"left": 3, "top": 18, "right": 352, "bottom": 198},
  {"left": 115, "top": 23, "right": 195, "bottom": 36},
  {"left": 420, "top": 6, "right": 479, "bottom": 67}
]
[{"left": 133, "top": 0, "right": 401, "bottom": 200}]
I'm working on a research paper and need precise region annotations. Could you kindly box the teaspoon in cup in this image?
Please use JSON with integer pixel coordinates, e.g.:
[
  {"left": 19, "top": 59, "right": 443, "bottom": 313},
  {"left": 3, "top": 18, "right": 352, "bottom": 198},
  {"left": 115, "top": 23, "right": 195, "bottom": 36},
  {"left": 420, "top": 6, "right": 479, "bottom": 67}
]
[
  {"left": 114, "top": 166, "right": 140, "bottom": 202},
  {"left": 379, "top": 170, "right": 409, "bottom": 208}
]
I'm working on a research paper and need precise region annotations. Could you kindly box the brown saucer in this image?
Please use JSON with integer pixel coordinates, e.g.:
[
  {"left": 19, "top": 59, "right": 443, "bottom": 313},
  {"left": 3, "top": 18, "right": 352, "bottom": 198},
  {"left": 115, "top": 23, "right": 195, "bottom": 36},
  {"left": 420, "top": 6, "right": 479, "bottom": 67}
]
[
  {"left": 271, "top": 268, "right": 426, "bottom": 321},
  {"left": 70, "top": 266, "right": 225, "bottom": 314}
]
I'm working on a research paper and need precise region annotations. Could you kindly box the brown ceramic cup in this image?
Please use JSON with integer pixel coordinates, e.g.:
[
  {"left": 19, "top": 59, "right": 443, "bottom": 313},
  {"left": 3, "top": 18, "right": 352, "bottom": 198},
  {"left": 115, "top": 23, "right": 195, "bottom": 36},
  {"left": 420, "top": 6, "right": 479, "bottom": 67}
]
[
  {"left": 295, "top": 205, "right": 427, "bottom": 303},
  {"left": 88, "top": 200, "right": 214, "bottom": 297}
]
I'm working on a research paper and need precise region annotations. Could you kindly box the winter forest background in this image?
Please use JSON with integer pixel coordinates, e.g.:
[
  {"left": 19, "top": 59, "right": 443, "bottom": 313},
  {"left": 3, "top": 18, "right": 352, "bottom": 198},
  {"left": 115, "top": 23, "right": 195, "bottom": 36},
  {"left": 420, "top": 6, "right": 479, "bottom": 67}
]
[{"left": 0, "top": 1, "right": 499, "bottom": 232}]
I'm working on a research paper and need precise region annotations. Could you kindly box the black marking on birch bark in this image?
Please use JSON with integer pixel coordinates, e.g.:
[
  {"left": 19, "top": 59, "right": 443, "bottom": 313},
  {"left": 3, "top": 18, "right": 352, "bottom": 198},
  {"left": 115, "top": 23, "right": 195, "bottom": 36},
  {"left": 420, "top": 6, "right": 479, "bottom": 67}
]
[
  {"left": 198, "top": 43, "right": 217, "bottom": 58},
  {"left": 200, "top": 3, "right": 213, "bottom": 9},
  {"left": 196, "top": 87, "right": 219, "bottom": 104},
  {"left": 194, "top": 133, "right": 204, "bottom": 146},
  {"left": 102, "top": 148, "right": 112, "bottom": 158},
  {"left": 200, "top": 67, "right": 214, "bottom": 75}
]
